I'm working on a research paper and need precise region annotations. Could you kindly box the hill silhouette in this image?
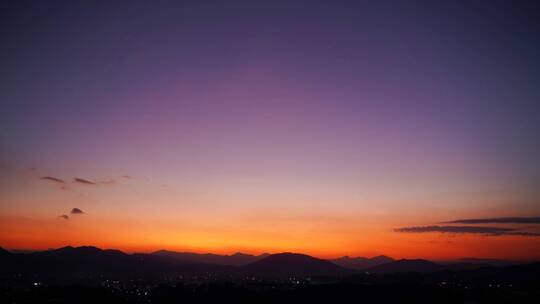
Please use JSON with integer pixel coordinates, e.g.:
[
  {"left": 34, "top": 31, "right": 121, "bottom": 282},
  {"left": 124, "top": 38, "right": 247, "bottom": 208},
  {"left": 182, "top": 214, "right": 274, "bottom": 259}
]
[
  {"left": 35, "top": 246, "right": 128, "bottom": 258},
  {"left": 456, "top": 257, "right": 513, "bottom": 267},
  {"left": 0, "top": 247, "right": 10, "bottom": 256},
  {"left": 366, "top": 259, "right": 442, "bottom": 273},
  {"left": 0, "top": 245, "right": 198, "bottom": 281},
  {"left": 153, "top": 250, "right": 269, "bottom": 266},
  {"left": 243, "top": 252, "right": 351, "bottom": 277},
  {"left": 0, "top": 245, "right": 534, "bottom": 279},
  {"left": 331, "top": 255, "right": 394, "bottom": 270}
]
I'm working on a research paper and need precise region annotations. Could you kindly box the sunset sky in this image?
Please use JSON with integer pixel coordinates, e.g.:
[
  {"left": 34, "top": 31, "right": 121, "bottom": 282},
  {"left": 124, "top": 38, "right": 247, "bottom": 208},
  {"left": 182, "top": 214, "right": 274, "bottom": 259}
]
[{"left": 1, "top": 1, "right": 539, "bottom": 260}]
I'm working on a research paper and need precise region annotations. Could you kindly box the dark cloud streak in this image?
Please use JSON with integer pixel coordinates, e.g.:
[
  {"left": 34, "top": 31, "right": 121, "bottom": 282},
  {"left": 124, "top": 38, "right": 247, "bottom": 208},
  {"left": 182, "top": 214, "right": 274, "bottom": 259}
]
[
  {"left": 443, "top": 217, "right": 540, "bottom": 224},
  {"left": 394, "top": 225, "right": 540, "bottom": 237},
  {"left": 71, "top": 208, "right": 84, "bottom": 214},
  {"left": 74, "top": 178, "right": 96, "bottom": 185},
  {"left": 40, "top": 176, "right": 65, "bottom": 184}
]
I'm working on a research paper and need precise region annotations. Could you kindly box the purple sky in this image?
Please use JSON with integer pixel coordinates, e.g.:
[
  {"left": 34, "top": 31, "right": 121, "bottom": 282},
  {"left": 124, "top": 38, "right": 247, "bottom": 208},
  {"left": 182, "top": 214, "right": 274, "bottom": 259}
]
[{"left": 1, "top": 1, "right": 539, "bottom": 258}]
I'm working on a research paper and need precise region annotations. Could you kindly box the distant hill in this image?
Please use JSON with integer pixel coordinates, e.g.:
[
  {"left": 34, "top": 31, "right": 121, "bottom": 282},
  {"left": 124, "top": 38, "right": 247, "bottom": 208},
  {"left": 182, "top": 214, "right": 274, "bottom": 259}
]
[
  {"left": 0, "top": 246, "right": 190, "bottom": 280},
  {"left": 243, "top": 253, "right": 351, "bottom": 277},
  {"left": 22, "top": 246, "right": 152, "bottom": 277},
  {"left": 456, "top": 257, "right": 513, "bottom": 267},
  {"left": 0, "top": 245, "right": 531, "bottom": 281},
  {"left": 367, "top": 259, "right": 443, "bottom": 273},
  {"left": 1, "top": 247, "right": 352, "bottom": 279},
  {"left": 331, "top": 255, "right": 394, "bottom": 270},
  {"left": 153, "top": 250, "right": 269, "bottom": 266},
  {"left": 0, "top": 247, "right": 11, "bottom": 255},
  {"left": 30, "top": 246, "right": 132, "bottom": 269},
  {"left": 34, "top": 245, "right": 127, "bottom": 258}
]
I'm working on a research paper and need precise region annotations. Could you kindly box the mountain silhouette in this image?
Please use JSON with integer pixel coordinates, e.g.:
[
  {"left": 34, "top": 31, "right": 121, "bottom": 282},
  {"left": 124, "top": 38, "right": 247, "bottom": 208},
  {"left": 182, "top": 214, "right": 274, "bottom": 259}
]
[
  {"left": 366, "top": 259, "right": 444, "bottom": 273},
  {"left": 331, "top": 255, "right": 394, "bottom": 270},
  {"left": 243, "top": 253, "right": 351, "bottom": 277},
  {"left": 0, "top": 245, "right": 183, "bottom": 280},
  {"left": 1, "top": 246, "right": 538, "bottom": 304},
  {"left": 35, "top": 246, "right": 127, "bottom": 258},
  {"left": 1, "top": 245, "right": 539, "bottom": 303},
  {"left": 1, "top": 245, "right": 529, "bottom": 279},
  {"left": 153, "top": 250, "right": 269, "bottom": 266},
  {"left": 457, "top": 257, "right": 513, "bottom": 267},
  {"left": 0, "top": 247, "right": 11, "bottom": 256}
]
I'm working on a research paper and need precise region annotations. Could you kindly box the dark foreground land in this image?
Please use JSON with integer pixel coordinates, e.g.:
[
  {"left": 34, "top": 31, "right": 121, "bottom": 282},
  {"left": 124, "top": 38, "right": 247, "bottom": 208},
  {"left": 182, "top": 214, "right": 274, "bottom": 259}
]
[
  {"left": 1, "top": 246, "right": 539, "bottom": 303},
  {"left": 2, "top": 277, "right": 539, "bottom": 304}
]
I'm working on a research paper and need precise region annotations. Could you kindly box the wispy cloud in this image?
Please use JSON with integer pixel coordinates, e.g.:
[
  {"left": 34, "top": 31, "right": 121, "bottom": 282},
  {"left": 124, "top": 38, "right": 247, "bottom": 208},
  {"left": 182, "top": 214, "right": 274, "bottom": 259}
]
[
  {"left": 506, "top": 231, "right": 540, "bottom": 236},
  {"left": 73, "top": 178, "right": 96, "bottom": 185},
  {"left": 394, "top": 225, "right": 540, "bottom": 236},
  {"left": 71, "top": 208, "right": 84, "bottom": 214},
  {"left": 395, "top": 225, "right": 512, "bottom": 234},
  {"left": 40, "top": 176, "right": 65, "bottom": 184},
  {"left": 74, "top": 177, "right": 118, "bottom": 185},
  {"left": 39, "top": 173, "right": 138, "bottom": 189},
  {"left": 443, "top": 217, "right": 540, "bottom": 224}
]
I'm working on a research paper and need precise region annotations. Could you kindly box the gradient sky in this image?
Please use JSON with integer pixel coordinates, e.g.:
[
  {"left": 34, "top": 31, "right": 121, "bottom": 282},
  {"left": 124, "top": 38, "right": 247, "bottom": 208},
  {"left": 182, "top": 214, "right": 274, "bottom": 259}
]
[{"left": 1, "top": 0, "right": 540, "bottom": 260}]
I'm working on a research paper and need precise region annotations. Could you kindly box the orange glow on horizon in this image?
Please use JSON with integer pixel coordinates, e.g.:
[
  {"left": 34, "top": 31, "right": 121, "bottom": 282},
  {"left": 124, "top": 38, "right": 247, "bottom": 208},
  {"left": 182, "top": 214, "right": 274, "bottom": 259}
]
[{"left": 1, "top": 214, "right": 539, "bottom": 261}]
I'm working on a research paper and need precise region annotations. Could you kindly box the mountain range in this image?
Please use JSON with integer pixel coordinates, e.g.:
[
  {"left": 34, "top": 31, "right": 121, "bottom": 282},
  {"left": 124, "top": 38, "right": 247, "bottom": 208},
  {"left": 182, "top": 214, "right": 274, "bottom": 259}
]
[
  {"left": 330, "top": 255, "right": 394, "bottom": 270},
  {"left": 244, "top": 252, "right": 351, "bottom": 276},
  {"left": 366, "top": 259, "right": 442, "bottom": 273},
  {"left": 152, "top": 249, "right": 269, "bottom": 266},
  {"left": 0, "top": 246, "right": 533, "bottom": 279}
]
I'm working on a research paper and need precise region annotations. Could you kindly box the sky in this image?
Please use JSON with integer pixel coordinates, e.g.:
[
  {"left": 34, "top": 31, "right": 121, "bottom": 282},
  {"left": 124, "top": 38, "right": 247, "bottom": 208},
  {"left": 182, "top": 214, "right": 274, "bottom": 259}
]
[{"left": 1, "top": 0, "right": 539, "bottom": 260}]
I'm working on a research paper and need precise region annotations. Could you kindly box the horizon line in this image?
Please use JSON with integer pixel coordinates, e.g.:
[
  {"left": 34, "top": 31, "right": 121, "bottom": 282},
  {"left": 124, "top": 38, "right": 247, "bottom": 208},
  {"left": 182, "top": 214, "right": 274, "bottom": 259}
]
[{"left": 3, "top": 244, "right": 538, "bottom": 263}]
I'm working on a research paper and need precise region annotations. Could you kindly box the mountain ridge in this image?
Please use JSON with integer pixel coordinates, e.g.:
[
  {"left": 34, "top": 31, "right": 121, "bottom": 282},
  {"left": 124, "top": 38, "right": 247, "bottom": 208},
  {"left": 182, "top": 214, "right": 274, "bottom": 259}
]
[
  {"left": 1, "top": 245, "right": 531, "bottom": 274},
  {"left": 331, "top": 255, "right": 394, "bottom": 270},
  {"left": 244, "top": 252, "right": 352, "bottom": 277},
  {"left": 152, "top": 249, "right": 270, "bottom": 266},
  {"left": 366, "top": 259, "right": 442, "bottom": 273}
]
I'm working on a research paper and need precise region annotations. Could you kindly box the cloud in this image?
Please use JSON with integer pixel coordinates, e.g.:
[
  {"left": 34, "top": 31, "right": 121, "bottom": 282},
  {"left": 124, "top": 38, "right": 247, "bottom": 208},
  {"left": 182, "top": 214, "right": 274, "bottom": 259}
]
[
  {"left": 443, "top": 217, "right": 540, "bottom": 224},
  {"left": 74, "top": 178, "right": 96, "bottom": 185},
  {"left": 40, "top": 176, "right": 65, "bottom": 184},
  {"left": 58, "top": 214, "right": 69, "bottom": 220},
  {"left": 395, "top": 225, "right": 513, "bottom": 234},
  {"left": 73, "top": 177, "right": 119, "bottom": 186},
  {"left": 506, "top": 231, "right": 540, "bottom": 236},
  {"left": 394, "top": 225, "right": 540, "bottom": 237},
  {"left": 71, "top": 208, "right": 84, "bottom": 214}
]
